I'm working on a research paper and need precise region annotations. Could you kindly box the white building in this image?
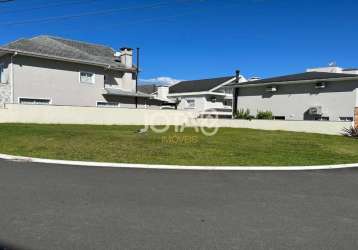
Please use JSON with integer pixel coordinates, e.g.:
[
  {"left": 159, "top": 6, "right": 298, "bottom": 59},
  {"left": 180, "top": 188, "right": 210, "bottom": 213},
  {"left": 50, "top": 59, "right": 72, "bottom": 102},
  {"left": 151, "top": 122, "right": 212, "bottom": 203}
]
[
  {"left": 0, "top": 35, "right": 162, "bottom": 109},
  {"left": 167, "top": 73, "right": 246, "bottom": 117},
  {"left": 137, "top": 84, "right": 176, "bottom": 107},
  {"left": 230, "top": 66, "right": 358, "bottom": 124}
]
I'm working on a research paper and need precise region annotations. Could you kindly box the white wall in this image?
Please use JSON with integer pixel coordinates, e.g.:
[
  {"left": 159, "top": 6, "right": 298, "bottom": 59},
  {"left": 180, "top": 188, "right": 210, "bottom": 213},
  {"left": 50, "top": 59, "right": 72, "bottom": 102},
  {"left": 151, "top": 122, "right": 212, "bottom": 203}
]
[
  {"left": 177, "top": 95, "right": 230, "bottom": 112},
  {"left": 237, "top": 81, "right": 358, "bottom": 121},
  {"left": 177, "top": 96, "right": 207, "bottom": 111},
  {"left": 11, "top": 55, "right": 136, "bottom": 107},
  {"left": 0, "top": 55, "right": 11, "bottom": 104},
  {"left": 0, "top": 104, "right": 197, "bottom": 125},
  {"left": 0, "top": 104, "right": 351, "bottom": 135},
  {"left": 193, "top": 119, "right": 352, "bottom": 135}
]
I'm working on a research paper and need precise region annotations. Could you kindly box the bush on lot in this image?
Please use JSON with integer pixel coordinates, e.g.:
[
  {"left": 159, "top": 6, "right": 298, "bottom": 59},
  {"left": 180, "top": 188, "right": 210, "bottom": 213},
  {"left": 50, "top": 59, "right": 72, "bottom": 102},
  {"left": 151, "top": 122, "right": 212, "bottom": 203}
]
[
  {"left": 236, "top": 109, "right": 253, "bottom": 120},
  {"left": 256, "top": 110, "right": 273, "bottom": 120},
  {"left": 342, "top": 126, "right": 358, "bottom": 139}
]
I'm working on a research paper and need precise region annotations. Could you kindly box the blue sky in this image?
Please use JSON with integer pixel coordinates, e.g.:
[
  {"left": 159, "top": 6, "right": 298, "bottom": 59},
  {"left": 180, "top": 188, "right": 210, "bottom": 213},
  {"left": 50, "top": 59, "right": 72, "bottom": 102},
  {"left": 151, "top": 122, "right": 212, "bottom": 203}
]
[{"left": 1, "top": 0, "right": 357, "bottom": 83}]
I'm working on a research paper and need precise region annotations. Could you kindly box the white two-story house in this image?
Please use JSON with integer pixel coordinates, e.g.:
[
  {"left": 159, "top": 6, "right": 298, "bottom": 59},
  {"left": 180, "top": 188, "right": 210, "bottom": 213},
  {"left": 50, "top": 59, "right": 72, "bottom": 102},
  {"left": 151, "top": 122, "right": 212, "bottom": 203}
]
[{"left": 0, "top": 35, "right": 161, "bottom": 108}]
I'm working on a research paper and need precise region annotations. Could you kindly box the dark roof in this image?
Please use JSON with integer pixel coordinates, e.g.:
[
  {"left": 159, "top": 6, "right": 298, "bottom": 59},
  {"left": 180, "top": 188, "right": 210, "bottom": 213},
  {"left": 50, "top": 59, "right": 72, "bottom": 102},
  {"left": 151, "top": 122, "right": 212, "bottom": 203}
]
[
  {"left": 343, "top": 68, "right": 358, "bottom": 71},
  {"left": 169, "top": 76, "right": 234, "bottom": 94},
  {"left": 137, "top": 84, "right": 157, "bottom": 94},
  {"left": 1, "top": 35, "right": 131, "bottom": 70},
  {"left": 231, "top": 72, "right": 358, "bottom": 86}
]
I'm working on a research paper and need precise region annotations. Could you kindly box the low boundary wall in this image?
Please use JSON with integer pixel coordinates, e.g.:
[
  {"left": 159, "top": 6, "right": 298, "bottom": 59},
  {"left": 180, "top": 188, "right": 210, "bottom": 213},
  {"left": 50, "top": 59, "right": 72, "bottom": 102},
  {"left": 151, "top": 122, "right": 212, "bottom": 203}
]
[
  {"left": 193, "top": 119, "right": 352, "bottom": 135},
  {"left": 0, "top": 104, "right": 352, "bottom": 135},
  {"left": 0, "top": 104, "right": 197, "bottom": 125}
]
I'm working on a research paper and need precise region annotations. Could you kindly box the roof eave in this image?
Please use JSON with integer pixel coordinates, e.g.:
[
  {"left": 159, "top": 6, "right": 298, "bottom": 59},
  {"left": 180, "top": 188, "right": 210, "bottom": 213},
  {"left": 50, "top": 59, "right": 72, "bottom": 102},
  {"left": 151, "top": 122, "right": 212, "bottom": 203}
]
[
  {"left": 0, "top": 47, "right": 136, "bottom": 72},
  {"left": 208, "top": 77, "right": 237, "bottom": 92},
  {"left": 232, "top": 76, "right": 358, "bottom": 88},
  {"left": 168, "top": 91, "right": 227, "bottom": 97},
  {"left": 103, "top": 88, "right": 152, "bottom": 98}
]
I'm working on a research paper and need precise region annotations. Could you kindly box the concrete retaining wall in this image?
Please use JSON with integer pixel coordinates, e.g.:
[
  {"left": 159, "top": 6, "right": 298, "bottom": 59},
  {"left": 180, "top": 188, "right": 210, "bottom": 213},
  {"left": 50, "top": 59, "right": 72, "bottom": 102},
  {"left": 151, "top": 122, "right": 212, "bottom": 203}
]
[
  {"left": 193, "top": 119, "right": 352, "bottom": 135},
  {"left": 0, "top": 104, "right": 352, "bottom": 135},
  {"left": 0, "top": 104, "right": 197, "bottom": 125}
]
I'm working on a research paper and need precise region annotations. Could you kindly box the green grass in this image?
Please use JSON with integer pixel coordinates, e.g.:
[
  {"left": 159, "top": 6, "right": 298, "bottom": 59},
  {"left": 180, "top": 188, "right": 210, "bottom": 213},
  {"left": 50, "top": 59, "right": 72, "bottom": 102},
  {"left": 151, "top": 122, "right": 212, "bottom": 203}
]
[{"left": 0, "top": 123, "right": 357, "bottom": 166}]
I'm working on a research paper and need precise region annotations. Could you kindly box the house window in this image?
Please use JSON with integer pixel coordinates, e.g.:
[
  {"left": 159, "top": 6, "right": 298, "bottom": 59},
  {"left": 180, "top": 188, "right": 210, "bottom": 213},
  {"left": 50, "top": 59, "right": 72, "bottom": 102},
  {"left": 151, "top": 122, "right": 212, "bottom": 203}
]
[
  {"left": 223, "top": 100, "right": 232, "bottom": 106},
  {"left": 97, "top": 101, "right": 120, "bottom": 108},
  {"left": 340, "top": 117, "right": 353, "bottom": 122},
  {"left": 315, "top": 116, "right": 329, "bottom": 121},
  {"left": 186, "top": 99, "right": 195, "bottom": 108},
  {"left": 19, "top": 98, "right": 50, "bottom": 105},
  {"left": 274, "top": 116, "right": 286, "bottom": 120},
  {"left": 0, "top": 64, "right": 4, "bottom": 83},
  {"left": 80, "top": 72, "right": 95, "bottom": 84}
]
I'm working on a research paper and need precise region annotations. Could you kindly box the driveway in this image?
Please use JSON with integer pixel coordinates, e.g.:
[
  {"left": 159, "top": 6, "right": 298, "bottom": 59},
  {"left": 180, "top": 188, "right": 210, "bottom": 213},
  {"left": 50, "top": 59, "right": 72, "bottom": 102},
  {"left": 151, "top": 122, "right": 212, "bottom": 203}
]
[{"left": 0, "top": 160, "right": 358, "bottom": 250}]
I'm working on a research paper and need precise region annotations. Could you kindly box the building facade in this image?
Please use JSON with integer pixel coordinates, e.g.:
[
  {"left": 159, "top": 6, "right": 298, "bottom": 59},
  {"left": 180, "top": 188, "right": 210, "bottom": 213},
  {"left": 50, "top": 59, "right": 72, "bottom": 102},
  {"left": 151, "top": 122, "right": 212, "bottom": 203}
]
[
  {"left": 230, "top": 67, "right": 358, "bottom": 123},
  {"left": 0, "top": 35, "right": 160, "bottom": 109},
  {"left": 167, "top": 74, "right": 246, "bottom": 117}
]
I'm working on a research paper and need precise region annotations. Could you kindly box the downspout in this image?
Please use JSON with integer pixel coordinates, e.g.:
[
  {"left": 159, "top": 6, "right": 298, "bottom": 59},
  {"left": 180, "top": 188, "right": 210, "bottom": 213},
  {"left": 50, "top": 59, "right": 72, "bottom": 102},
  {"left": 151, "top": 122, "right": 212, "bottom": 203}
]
[{"left": 232, "top": 70, "right": 240, "bottom": 118}]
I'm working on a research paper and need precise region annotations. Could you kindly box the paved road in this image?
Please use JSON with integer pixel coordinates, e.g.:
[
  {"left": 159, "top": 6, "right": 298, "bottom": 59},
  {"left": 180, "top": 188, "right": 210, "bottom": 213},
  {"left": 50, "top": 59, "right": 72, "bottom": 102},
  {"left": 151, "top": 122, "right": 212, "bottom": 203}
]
[{"left": 0, "top": 160, "right": 358, "bottom": 250}]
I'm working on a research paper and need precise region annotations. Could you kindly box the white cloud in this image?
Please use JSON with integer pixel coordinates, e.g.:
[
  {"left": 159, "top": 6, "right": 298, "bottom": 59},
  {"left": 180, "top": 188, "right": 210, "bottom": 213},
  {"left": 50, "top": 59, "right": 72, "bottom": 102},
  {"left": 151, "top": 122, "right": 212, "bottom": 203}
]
[{"left": 140, "top": 76, "right": 182, "bottom": 86}]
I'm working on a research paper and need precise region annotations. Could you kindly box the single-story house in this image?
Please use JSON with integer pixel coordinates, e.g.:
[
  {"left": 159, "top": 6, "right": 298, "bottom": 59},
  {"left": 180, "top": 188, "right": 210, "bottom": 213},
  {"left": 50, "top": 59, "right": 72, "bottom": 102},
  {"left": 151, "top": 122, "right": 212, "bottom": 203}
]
[
  {"left": 0, "top": 35, "right": 162, "bottom": 109},
  {"left": 229, "top": 66, "right": 358, "bottom": 124},
  {"left": 167, "top": 72, "right": 246, "bottom": 117}
]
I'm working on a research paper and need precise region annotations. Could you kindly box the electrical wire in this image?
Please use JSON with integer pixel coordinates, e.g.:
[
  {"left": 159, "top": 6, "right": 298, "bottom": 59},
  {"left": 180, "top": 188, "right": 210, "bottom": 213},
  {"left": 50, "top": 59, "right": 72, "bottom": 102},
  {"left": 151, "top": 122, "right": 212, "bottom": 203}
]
[
  {"left": 93, "top": 11, "right": 196, "bottom": 31},
  {"left": 0, "top": 0, "right": 98, "bottom": 14},
  {"left": 0, "top": 0, "right": 202, "bottom": 26}
]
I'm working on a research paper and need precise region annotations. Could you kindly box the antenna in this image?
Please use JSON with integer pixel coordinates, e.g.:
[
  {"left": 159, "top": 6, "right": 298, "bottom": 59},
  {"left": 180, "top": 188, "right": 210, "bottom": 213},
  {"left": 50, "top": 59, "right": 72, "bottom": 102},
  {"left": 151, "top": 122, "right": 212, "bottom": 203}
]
[{"left": 329, "top": 61, "right": 337, "bottom": 67}]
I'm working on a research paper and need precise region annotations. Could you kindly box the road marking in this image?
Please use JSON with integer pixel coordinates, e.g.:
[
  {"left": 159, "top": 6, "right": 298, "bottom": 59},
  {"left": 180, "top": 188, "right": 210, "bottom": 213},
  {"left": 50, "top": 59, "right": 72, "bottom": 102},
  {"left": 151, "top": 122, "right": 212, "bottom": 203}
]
[{"left": 0, "top": 153, "right": 357, "bottom": 171}]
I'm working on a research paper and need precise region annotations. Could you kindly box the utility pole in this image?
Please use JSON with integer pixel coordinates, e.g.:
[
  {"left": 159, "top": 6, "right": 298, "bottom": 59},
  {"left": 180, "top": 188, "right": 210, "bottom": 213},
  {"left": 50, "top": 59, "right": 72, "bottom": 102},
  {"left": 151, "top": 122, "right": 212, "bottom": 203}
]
[
  {"left": 135, "top": 47, "right": 140, "bottom": 108},
  {"left": 232, "top": 70, "right": 240, "bottom": 118}
]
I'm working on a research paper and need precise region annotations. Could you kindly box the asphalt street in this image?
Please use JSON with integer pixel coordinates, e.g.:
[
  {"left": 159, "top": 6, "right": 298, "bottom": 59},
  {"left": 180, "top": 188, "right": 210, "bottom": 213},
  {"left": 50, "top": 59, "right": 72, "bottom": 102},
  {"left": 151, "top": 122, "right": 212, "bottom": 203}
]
[{"left": 0, "top": 160, "right": 358, "bottom": 250}]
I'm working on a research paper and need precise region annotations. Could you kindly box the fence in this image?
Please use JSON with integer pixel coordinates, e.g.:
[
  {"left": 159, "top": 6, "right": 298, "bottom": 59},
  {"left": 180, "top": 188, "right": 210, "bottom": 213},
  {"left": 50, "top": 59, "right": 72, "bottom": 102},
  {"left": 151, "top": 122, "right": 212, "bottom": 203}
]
[
  {"left": 0, "top": 104, "right": 197, "bottom": 125},
  {"left": 0, "top": 104, "right": 352, "bottom": 135}
]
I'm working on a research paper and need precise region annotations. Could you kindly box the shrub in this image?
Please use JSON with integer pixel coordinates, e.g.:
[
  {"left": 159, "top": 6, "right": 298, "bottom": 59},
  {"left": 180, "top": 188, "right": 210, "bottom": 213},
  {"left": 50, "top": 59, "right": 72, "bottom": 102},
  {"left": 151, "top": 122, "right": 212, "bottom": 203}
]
[
  {"left": 256, "top": 110, "right": 273, "bottom": 120},
  {"left": 342, "top": 126, "right": 358, "bottom": 138},
  {"left": 236, "top": 108, "right": 252, "bottom": 120}
]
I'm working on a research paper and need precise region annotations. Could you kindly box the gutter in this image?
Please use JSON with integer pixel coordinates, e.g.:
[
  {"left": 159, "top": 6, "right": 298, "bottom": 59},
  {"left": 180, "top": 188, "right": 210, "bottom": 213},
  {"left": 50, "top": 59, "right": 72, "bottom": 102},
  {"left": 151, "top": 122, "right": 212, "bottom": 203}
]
[
  {"left": 0, "top": 47, "right": 136, "bottom": 73},
  {"left": 168, "top": 91, "right": 228, "bottom": 97}
]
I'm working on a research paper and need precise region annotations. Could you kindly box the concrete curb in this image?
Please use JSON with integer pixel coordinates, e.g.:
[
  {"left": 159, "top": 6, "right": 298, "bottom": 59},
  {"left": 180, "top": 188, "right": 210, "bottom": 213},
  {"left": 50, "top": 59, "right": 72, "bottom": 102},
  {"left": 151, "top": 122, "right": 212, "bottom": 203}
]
[{"left": 0, "top": 153, "right": 357, "bottom": 171}]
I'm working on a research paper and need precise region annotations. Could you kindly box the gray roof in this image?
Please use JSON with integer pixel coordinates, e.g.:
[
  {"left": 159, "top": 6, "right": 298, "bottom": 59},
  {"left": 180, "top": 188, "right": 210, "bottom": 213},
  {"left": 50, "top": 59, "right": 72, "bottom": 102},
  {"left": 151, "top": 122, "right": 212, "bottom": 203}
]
[
  {"left": 169, "top": 76, "right": 235, "bottom": 94},
  {"left": 1, "top": 35, "right": 132, "bottom": 71},
  {"left": 230, "top": 72, "right": 358, "bottom": 87},
  {"left": 137, "top": 84, "right": 157, "bottom": 95}
]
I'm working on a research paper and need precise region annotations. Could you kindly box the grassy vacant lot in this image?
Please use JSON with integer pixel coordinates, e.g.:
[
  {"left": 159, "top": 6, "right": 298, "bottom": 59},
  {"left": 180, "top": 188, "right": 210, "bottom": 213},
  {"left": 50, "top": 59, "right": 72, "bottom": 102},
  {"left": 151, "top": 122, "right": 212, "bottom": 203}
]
[{"left": 0, "top": 123, "right": 357, "bottom": 166}]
